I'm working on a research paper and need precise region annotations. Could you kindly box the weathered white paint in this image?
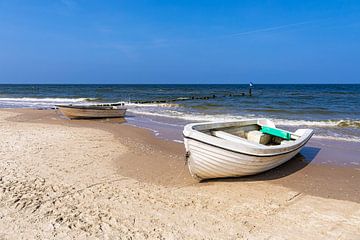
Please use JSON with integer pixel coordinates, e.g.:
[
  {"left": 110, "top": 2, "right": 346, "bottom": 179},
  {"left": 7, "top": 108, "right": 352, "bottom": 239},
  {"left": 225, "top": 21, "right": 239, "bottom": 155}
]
[
  {"left": 183, "top": 119, "right": 313, "bottom": 180},
  {"left": 57, "top": 105, "right": 127, "bottom": 119}
]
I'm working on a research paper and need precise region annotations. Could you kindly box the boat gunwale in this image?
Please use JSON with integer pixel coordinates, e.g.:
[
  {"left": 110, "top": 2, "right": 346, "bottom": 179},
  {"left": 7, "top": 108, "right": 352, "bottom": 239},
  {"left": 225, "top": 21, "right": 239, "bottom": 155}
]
[
  {"left": 56, "top": 105, "right": 127, "bottom": 110},
  {"left": 183, "top": 119, "right": 314, "bottom": 157}
]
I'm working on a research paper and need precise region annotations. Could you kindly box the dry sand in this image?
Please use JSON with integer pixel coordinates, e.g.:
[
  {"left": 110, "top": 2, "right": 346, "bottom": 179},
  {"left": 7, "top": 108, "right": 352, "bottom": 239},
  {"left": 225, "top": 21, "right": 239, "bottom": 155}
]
[{"left": 0, "top": 109, "right": 359, "bottom": 239}]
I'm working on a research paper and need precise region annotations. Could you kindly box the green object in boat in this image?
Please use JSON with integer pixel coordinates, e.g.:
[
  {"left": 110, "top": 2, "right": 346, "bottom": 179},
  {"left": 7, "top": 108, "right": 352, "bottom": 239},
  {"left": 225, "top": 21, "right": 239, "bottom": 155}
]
[{"left": 261, "top": 126, "right": 291, "bottom": 140}]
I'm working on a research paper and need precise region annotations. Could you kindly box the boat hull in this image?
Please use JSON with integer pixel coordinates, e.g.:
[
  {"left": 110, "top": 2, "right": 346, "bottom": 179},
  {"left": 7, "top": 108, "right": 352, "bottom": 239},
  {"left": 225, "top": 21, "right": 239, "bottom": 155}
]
[
  {"left": 57, "top": 106, "right": 127, "bottom": 119},
  {"left": 182, "top": 119, "right": 313, "bottom": 181},
  {"left": 184, "top": 138, "right": 303, "bottom": 180}
]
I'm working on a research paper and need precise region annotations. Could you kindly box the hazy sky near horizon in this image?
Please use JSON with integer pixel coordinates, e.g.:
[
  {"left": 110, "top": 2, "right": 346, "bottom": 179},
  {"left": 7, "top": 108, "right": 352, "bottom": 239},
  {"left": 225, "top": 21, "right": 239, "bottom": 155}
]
[{"left": 0, "top": 0, "right": 359, "bottom": 84}]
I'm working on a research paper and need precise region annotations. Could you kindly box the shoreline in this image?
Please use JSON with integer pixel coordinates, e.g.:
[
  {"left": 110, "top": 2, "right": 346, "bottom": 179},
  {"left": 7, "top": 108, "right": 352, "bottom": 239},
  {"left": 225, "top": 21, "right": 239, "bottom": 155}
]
[
  {"left": 5, "top": 108, "right": 360, "bottom": 202},
  {"left": 1, "top": 108, "right": 359, "bottom": 239}
]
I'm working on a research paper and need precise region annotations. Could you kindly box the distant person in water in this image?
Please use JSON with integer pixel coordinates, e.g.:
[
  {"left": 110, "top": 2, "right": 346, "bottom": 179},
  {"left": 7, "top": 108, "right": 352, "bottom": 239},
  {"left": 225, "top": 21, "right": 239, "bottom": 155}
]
[{"left": 249, "top": 82, "right": 254, "bottom": 96}]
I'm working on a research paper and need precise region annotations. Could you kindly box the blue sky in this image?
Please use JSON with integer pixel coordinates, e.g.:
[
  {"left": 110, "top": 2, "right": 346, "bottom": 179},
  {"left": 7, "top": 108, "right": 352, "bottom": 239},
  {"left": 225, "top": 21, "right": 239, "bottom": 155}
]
[{"left": 0, "top": 0, "right": 359, "bottom": 84}]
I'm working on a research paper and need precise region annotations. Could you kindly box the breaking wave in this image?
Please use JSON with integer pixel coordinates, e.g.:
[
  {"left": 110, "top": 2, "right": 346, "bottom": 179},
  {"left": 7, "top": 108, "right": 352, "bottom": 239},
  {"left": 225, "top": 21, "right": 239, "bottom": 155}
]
[
  {"left": 0, "top": 97, "right": 100, "bottom": 108},
  {"left": 336, "top": 120, "right": 360, "bottom": 128},
  {"left": 127, "top": 106, "right": 360, "bottom": 142},
  {"left": 0, "top": 97, "right": 98, "bottom": 102},
  {"left": 127, "top": 107, "right": 360, "bottom": 128}
]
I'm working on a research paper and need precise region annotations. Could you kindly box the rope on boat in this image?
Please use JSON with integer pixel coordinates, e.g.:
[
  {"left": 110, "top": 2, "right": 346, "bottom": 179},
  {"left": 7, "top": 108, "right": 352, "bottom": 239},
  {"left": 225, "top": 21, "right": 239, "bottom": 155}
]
[{"left": 167, "top": 154, "right": 190, "bottom": 187}]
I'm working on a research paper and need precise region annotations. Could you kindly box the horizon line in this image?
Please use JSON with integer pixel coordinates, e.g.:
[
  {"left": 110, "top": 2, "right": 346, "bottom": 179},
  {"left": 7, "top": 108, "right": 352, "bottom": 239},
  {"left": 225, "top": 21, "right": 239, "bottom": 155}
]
[{"left": 0, "top": 83, "right": 359, "bottom": 85}]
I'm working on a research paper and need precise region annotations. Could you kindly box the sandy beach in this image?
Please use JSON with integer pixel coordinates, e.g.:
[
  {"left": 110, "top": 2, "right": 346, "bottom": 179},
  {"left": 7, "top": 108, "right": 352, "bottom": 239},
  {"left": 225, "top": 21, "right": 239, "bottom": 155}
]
[{"left": 0, "top": 109, "right": 359, "bottom": 239}]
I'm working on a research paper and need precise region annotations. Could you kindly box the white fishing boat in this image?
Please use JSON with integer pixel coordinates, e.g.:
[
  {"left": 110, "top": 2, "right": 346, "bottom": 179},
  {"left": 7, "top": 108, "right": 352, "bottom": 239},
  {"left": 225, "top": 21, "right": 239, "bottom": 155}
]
[
  {"left": 56, "top": 102, "right": 127, "bottom": 119},
  {"left": 183, "top": 119, "right": 313, "bottom": 181}
]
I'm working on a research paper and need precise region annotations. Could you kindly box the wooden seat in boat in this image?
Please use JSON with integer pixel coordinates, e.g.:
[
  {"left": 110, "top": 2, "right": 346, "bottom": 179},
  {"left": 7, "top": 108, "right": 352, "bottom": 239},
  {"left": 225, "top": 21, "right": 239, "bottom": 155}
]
[{"left": 211, "top": 130, "right": 260, "bottom": 147}]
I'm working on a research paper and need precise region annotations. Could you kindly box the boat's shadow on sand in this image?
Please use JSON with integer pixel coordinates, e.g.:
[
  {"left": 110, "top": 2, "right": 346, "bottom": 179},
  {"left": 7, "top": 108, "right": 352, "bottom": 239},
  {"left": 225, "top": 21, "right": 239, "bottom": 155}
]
[{"left": 203, "top": 146, "right": 321, "bottom": 183}]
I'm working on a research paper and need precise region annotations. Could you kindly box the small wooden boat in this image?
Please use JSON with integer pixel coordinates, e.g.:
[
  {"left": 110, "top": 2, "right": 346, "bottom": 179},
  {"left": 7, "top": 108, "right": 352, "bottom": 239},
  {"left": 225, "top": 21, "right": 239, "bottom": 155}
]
[
  {"left": 56, "top": 102, "right": 127, "bottom": 119},
  {"left": 183, "top": 119, "right": 313, "bottom": 181}
]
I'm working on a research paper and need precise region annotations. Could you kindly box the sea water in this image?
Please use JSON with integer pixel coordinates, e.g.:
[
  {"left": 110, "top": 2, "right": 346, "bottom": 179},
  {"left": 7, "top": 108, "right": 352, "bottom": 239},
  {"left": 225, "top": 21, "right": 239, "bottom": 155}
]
[{"left": 0, "top": 84, "right": 359, "bottom": 142}]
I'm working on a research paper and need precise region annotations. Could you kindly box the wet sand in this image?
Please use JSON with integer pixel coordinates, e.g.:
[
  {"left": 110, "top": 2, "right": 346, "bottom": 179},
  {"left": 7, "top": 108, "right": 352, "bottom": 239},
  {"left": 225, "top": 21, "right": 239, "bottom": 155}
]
[{"left": 1, "top": 108, "right": 359, "bottom": 239}]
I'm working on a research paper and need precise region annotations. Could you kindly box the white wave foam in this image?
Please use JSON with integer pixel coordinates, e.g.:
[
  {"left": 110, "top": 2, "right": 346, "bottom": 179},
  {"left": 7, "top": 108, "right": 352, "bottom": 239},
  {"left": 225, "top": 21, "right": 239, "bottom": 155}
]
[
  {"left": 127, "top": 108, "right": 360, "bottom": 143},
  {"left": 276, "top": 120, "right": 338, "bottom": 127},
  {"left": 0, "top": 97, "right": 94, "bottom": 103},
  {"left": 312, "top": 135, "right": 360, "bottom": 143},
  {"left": 0, "top": 97, "right": 101, "bottom": 108},
  {"left": 126, "top": 102, "right": 180, "bottom": 107},
  {"left": 125, "top": 123, "right": 160, "bottom": 135},
  {"left": 127, "top": 108, "right": 360, "bottom": 128},
  {"left": 127, "top": 108, "right": 245, "bottom": 122}
]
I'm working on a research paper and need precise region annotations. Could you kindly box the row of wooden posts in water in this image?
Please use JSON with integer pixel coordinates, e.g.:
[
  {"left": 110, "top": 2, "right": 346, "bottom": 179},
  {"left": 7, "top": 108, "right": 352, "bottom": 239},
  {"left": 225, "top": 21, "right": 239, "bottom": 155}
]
[{"left": 130, "top": 88, "right": 253, "bottom": 104}]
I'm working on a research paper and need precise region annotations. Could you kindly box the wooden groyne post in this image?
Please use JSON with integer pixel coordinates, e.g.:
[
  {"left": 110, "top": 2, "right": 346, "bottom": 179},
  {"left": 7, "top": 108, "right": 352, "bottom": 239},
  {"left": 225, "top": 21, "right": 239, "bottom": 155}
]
[{"left": 130, "top": 92, "right": 247, "bottom": 104}]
